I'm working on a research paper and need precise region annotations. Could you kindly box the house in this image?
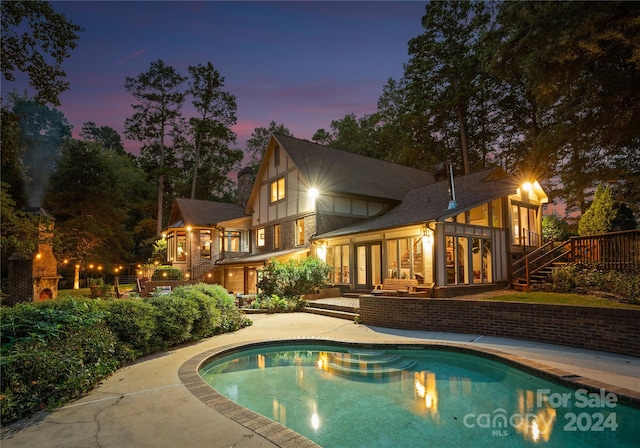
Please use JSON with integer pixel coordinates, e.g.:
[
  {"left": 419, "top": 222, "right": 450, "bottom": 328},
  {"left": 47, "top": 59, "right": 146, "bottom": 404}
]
[{"left": 162, "top": 134, "right": 548, "bottom": 297}]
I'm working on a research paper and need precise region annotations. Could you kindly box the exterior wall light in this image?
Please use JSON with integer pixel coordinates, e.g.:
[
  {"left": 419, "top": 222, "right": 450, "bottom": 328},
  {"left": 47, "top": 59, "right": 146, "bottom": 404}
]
[{"left": 308, "top": 187, "right": 319, "bottom": 200}]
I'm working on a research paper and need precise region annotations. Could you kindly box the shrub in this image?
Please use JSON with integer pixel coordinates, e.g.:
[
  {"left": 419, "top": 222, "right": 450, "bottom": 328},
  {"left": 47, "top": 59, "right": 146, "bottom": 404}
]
[
  {"left": 151, "top": 265, "right": 183, "bottom": 280},
  {"left": 0, "top": 285, "right": 253, "bottom": 424},
  {"left": 1, "top": 302, "right": 119, "bottom": 423},
  {"left": 251, "top": 294, "right": 306, "bottom": 313},
  {"left": 552, "top": 263, "right": 640, "bottom": 303},
  {"left": 101, "top": 299, "right": 157, "bottom": 360},
  {"left": 257, "top": 257, "right": 331, "bottom": 300},
  {"left": 169, "top": 285, "right": 222, "bottom": 339},
  {"left": 144, "top": 293, "right": 199, "bottom": 350},
  {"left": 187, "top": 283, "right": 235, "bottom": 310}
]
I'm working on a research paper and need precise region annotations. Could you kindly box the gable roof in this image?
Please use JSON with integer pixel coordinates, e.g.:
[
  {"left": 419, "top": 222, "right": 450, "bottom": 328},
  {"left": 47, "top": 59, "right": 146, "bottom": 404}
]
[
  {"left": 166, "top": 198, "right": 247, "bottom": 229},
  {"left": 246, "top": 135, "right": 434, "bottom": 210},
  {"left": 315, "top": 167, "right": 522, "bottom": 238}
]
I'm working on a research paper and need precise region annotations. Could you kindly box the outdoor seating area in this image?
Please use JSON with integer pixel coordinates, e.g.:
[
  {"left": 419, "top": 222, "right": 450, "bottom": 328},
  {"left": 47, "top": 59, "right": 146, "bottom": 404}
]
[{"left": 369, "top": 278, "right": 432, "bottom": 297}]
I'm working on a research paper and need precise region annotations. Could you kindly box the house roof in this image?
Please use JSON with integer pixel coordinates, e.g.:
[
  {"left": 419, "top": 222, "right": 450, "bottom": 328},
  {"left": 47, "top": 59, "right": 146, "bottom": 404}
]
[
  {"left": 315, "top": 167, "right": 522, "bottom": 239},
  {"left": 216, "top": 248, "right": 309, "bottom": 266},
  {"left": 167, "top": 198, "right": 248, "bottom": 229},
  {"left": 261, "top": 134, "right": 435, "bottom": 203}
]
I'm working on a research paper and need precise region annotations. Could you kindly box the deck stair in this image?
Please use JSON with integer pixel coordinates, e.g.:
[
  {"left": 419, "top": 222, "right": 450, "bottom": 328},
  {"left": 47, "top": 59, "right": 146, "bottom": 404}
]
[
  {"left": 303, "top": 300, "right": 359, "bottom": 321},
  {"left": 512, "top": 240, "right": 572, "bottom": 291},
  {"left": 324, "top": 349, "right": 416, "bottom": 379}
]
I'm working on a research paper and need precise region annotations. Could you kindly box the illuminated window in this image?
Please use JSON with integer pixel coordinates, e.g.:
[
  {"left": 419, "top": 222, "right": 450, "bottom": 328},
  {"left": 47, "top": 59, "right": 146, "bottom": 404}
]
[
  {"left": 469, "top": 204, "right": 488, "bottom": 226},
  {"left": 296, "top": 219, "right": 305, "bottom": 246},
  {"left": 257, "top": 228, "right": 265, "bottom": 247},
  {"left": 224, "top": 231, "right": 241, "bottom": 252},
  {"left": 176, "top": 232, "right": 187, "bottom": 261},
  {"left": 327, "top": 244, "right": 350, "bottom": 283},
  {"left": 274, "top": 224, "right": 281, "bottom": 249},
  {"left": 200, "top": 230, "right": 211, "bottom": 258},
  {"left": 491, "top": 199, "right": 503, "bottom": 228},
  {"left": 270, "top": 177, "right": 285, "bottom": 203}
]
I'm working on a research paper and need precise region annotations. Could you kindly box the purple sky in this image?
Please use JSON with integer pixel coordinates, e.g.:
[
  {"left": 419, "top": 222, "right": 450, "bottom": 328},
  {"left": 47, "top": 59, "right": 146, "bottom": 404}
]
[{"left": 3, "top": 1, "right": 428, "bottom": 156}]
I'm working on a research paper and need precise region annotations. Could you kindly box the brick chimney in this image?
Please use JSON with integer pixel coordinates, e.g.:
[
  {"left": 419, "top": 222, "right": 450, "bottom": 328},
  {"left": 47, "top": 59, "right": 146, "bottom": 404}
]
[
  {"left": 236, "top": 166, "right": 256, "bottom": 208},
  {"left": 7, "top": 208, "right": 62, "bottom": 304}
]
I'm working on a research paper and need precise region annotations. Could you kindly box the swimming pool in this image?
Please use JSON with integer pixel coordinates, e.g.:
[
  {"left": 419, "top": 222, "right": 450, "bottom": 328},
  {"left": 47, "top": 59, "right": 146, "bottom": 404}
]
[{"left": 199, "top": 342, "right": 639, "bottom": 447}]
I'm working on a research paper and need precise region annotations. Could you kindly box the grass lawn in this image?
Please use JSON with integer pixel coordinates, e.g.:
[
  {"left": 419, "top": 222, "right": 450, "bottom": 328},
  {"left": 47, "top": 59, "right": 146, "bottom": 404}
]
[
  {"left": 60, "top": 284, "right": 136, "bottom": 299},
  {"left": 477, "top": 291, "right": 639, "bottom": 309}
]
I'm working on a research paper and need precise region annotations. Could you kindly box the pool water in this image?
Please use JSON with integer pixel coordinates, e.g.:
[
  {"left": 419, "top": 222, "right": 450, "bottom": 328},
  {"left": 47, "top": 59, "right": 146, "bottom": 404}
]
[{"left": 199, "top": 344, "right": 640, "bottom": 448}]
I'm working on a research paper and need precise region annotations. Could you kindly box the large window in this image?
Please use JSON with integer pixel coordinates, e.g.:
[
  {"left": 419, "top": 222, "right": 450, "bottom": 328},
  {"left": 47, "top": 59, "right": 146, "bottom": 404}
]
[
  {"left": 446, "top": 236, "right": 468, "bottom": 284},
  {"left": 446, "top": 235, "right": 492, "bottom": 285},
  {"left": 387, "top": 237, "right": 423, "bottom": 282},
  {"left": 472, "top": 238, "right": 492, "bottom": 283},
  {"left": 224, "top": 231, "right": 241, "bottom": 252},
  {"left": 270, "top": 177, "right": 285, "bottom": 203},
  {"left": 200, "top": 230, "right": 211, "bottom": 258},
  {"left": 327, "top": 244, "right": 350, "bottom": 283},
  {"left": 512, "top": 203, "right": 539, "bottom": 246}
]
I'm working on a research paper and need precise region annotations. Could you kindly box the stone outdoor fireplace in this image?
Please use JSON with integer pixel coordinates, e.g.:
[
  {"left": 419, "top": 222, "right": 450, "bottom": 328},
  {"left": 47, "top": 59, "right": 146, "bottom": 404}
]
[{"left": 7, "top": 208, "right": 62, "bottom": 305}]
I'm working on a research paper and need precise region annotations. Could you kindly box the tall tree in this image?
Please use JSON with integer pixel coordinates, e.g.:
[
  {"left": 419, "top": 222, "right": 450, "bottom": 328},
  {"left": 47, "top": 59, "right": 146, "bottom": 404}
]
[
  {"left": 0, "top": 105, "right": 27, "bottom": 207},
  {"left": 1, "top": 0, "right": 82, "bottom": 106},
  {"left": 79, "top": 121, "right": 126, "bottom": 154},
  {"left": 246, "top": 121, "right": 293, "bottom": 172},
  {"left": 45, "top": 140, "right": 153, "bottom": 267},
  {"left": 0, "top": 182, "right": 41, "bottom": 257},
  {"left": 182, "top": 62, "right": 241, "bottom": 199},
  {"left": 494, "top": 1, "right": 640, "bottom": 212},
  {"left": 578, "top": 185, "right": 637, "bottom": 236},
  {"left": 124, "top": 60, "right": 186, "bottom": 236},
  {"left": 8, "top": 93, "right": 72, "bottom": 207},
  {"left": 404, "top": 0, "right": 494, "bottom": 174}
]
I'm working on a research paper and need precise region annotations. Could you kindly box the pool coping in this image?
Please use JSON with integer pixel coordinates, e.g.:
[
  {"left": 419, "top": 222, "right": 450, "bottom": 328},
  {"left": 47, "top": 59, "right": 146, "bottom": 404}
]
[{"left": 178, "top": 337, "right": 640, "bottom": 448}]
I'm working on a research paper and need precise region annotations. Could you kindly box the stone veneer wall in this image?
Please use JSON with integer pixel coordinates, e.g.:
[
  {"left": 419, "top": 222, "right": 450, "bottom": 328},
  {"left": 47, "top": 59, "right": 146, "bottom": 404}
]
[{"left": 359, "top": 296, "right": 640, "bottom": 357}]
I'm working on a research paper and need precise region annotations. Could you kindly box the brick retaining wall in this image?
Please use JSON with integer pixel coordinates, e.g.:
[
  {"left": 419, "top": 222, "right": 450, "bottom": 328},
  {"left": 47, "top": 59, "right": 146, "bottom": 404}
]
[{"left": 359, "top": 296, "right": 640, "bottom": 357}]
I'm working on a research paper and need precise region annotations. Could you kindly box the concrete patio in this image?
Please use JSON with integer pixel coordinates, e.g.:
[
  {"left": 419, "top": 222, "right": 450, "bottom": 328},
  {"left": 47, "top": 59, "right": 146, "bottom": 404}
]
[{"left": 2, "top": 312, "right": 639, "bottom": 447}]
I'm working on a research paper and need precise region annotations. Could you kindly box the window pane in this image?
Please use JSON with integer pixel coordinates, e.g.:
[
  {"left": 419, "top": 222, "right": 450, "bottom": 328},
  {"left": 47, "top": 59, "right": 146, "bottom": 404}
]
[
  {"left": 387, "top": 240, "right": 399, "bottom": 279},
  {"left": 399, "top": 238, "right": 410, "bottom": 279},
  {"left": 512, "top": 205, "right": 520, "bottom": 244},
  {"left": 446, "top": 236, "right": 455, "bottom": 284},
  {"left": 278, "top": 178, "right": 285, "bottom": 200},
  {"left": 297, "top": 219, "right": 304, "bottom": 245},
  {"left": 257, "top": 228, "right": 265, "bottom": 247},
  {"left": 457, "top": 237, "right": 469, "bottom": 284},
  {"left": 470, "top": 204, "right": 488, "bottom": 226},
  {"left": 412, "top": 237, "right": 423, "bottom": 283},
  {"left": 341, "top": 245, "right": 350, "bottom": 283},
  {"left": 274, "top": 225, "right": 281, "bottom": 249},
  {"left": 357, "top": 246, "right": 366, "bottom": 285},
  {"left": 177, "top": 232, "right": 187, "bottom": 261},
  {"left": 491, "top": 199, "right": 503, "bottom": 228}
]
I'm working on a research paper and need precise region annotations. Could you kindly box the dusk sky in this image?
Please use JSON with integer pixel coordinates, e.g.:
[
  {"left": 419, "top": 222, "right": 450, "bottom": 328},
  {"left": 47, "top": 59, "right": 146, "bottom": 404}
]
[{"left": 3, "top": 1, "right": 428, "bottom": 156}]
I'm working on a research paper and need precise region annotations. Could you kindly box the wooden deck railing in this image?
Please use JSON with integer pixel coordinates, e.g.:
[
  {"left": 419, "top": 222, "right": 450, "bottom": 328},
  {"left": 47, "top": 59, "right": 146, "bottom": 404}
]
[
  {"left": 512, "top": 229, "right": 640, "bottom": 287},
  {"left": 569, "top": 229, "right": 640, "bottom": 271}
]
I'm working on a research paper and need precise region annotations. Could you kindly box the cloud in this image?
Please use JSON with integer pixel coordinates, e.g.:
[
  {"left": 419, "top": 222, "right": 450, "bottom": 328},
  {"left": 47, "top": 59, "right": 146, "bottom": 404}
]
[{"left": 116, "top": 48, "right": 149, "bottom": 66}]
